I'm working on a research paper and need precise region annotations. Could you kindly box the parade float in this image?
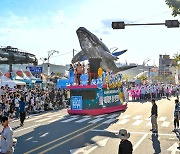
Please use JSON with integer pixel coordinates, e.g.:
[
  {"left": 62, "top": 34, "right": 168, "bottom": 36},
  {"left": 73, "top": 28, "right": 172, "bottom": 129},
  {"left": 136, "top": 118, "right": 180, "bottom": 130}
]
[
  {"left": 67, "top": 68, "right": 127, "bottom": 115},
  {"left": 67, "top": 27, "right": 136, "bottom": 115}
]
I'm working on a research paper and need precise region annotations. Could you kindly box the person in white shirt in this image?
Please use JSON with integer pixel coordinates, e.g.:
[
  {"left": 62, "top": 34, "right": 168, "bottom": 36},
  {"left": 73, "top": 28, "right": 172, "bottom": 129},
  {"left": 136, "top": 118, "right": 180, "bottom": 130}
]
[{"left": 14, "top": 94, "right": 20, "bottom": 119}]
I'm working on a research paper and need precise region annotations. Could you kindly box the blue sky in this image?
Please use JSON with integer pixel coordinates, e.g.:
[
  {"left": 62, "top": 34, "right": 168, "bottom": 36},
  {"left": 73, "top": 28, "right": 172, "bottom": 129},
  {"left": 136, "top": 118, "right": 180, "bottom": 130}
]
[{"left": 0, "top": 0, "right": 179, "bottom": 66}]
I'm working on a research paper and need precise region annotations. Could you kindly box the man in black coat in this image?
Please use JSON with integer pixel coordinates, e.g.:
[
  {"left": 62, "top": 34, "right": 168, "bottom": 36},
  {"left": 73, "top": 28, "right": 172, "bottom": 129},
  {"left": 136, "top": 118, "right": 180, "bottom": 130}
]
[
  {"left": 118, "top": 129, "right": 133, "bottom": 154},
  {"left": 150, "top": 99, "right": 158, "bottom": 132}
]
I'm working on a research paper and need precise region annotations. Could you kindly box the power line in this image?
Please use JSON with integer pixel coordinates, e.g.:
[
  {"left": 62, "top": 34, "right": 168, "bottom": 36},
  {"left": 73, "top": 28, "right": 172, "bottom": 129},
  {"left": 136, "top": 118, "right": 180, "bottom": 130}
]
[
  {"left": 127, "top": 11, "right": 171, "bottom": 24},
  {"left": 50, "top": 50, "right": 78, "bottom": 58}
]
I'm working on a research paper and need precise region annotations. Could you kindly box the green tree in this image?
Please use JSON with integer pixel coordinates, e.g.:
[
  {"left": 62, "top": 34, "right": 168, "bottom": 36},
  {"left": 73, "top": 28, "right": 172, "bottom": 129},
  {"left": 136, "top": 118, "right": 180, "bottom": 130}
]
[
  {"left": 137, "top": 75, "right": 147, "bottom": 82},
  {"left": 173, "top": 53, "right": 180, "bottom": 67},
  {"left": 165, "top": 0, "right": 180, "bottom": 17}
]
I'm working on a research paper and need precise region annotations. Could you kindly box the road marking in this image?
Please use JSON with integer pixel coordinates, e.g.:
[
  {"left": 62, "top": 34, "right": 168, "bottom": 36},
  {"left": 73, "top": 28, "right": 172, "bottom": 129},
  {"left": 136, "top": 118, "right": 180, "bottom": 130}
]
[
  {"left": 88, "top": 118, "right": 104, "bottom": 123},
  {"left": 38, "top": 123, "right": 105, "bottom": 154},
  {"left": 71, "top": 115, "right": 80, "bottom": 118},
  {"left": 117, "top": 119, "right": 129, "bottom": 124},
  {"left": 35, "top": 118, "right": 52, "bottom": 123},
  {"left": 61, "top": 117, "right": 78, "bottom": 122},
  {"left": 10, "top": 119, "right": 19, "bottom": 123},
  {"left": 40, "top": 132, "right": 49, "bottom": 138},
  {"left": 132, "top": 115, "right": 142, "bottom": 120},
  {"left": 48, "top": 118, "right": 59, "bottom": 123},
  {"left": 167, "top": 142, "right": 179, "bottom": 153},
  {"left": 75, "top": 118, "right": 91, "bottom": 123},
  {"left": 102, "top": 118, "right": 117, "bottom": 124},
  {"left": 26, "top": 137, "right": 33, "bottom": 141},
  {"left": 158, "top": 117, "right": 167, "bottom": 121},
  {"left": 133, "top": 134, "right": 148, "bottom": 151},
  {"left": 83, "top": 115, "right": 92, "bottom": 118},
  {"left": 161, "top": 121, "right": 170, "bottom": 127},
  {"left": 24, "top": 123, "right": 95, "bottom": 154},
  {"left": 95, "top": 114, "right": 107, "bottom": 118},
  {"left": 14, "top": 124, "right": 41, "bottom": 133},
  {"left": 132, "top": 120, "right": 143, "bottom": 126},
  {"left": 106, "top": 113, "right": 119, "bottom": 119},
  {"left": 46, "top": 113, "right": 63, "bottom": 118},
  {"left": 25, "top": 117, "right": 42, "bottom": 122},
  {"left": 70, "top": 138, "right": 109, "bottom": 154},
  {"left": 146, "top": 121, "right": 151, "bottom": 126},
  {"left": 120, "top": 115, "right": 130, "bottom": 119},
  {"left": 145, "top": 117, "right": 151, "bottom": 121}
]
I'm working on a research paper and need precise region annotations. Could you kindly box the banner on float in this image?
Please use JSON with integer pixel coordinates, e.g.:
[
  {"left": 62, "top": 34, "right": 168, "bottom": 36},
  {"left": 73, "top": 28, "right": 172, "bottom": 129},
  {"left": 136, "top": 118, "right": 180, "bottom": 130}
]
[{"left": 71, "top": 96, "right": 82, "bottom": 110}]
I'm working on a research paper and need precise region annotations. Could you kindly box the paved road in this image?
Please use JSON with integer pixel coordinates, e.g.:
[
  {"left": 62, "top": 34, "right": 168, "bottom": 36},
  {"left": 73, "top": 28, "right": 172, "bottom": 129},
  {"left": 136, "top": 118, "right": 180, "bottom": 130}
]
[{"left": 2, "top": 97, "right": 179, "bottom": 154}]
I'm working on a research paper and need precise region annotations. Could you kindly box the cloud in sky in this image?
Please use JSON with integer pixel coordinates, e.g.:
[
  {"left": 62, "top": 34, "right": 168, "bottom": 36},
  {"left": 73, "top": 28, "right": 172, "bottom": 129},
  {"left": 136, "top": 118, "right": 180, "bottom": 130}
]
[{"left": 0, "top": 0, "right": 179, "bottom": 66}]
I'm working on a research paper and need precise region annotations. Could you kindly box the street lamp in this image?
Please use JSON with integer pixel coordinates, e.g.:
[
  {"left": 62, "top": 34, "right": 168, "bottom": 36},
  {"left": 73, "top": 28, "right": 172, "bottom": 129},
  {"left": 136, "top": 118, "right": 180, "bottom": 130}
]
[
  {"left": 47, "top": 50, "right": 59, "bottom": 76},
  {"left": 143, "top": 58, "right": 150, "bottom": 74}
]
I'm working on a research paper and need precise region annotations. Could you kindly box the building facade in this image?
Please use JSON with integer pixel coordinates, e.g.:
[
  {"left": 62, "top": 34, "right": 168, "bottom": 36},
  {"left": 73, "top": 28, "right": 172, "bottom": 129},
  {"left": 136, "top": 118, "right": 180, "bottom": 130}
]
[{"left": 158, "top": 54, "right": 177, "bottom": 76}]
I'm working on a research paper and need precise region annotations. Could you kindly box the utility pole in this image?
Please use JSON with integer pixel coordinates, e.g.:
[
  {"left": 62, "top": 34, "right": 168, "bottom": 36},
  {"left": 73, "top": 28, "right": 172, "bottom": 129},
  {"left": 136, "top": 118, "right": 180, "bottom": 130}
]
[
  {"left": 73, "top": 49, "right": 75, "bottom": 57},
  {"left": 47, "top": 50, "right": 59, "bottom": 76}
]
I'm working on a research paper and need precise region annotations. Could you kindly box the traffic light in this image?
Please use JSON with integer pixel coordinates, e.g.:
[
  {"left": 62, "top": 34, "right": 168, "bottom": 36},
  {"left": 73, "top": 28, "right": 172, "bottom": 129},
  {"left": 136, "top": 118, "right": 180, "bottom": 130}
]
[
  {"left": 165, "top": 20, "right": 179, "bottom": 28},
  {"left": 112, "top": 22, "right": 125, "bottom": 29}
]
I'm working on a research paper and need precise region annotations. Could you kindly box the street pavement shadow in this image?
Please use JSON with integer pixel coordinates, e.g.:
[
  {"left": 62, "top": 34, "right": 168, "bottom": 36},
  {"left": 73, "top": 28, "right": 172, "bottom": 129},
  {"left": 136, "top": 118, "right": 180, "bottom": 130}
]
[{"left": 151, "top": 133, "right": 161, "bottom": 154}]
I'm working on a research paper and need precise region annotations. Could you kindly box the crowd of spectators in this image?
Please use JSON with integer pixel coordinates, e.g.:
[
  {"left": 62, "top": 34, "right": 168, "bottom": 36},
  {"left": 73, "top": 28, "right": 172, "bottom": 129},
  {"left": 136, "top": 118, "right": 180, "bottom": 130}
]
[
  {"left": 123, "top": 84, "right": 179, "bottom": 102},
  {"left": 0, "top": 85, "right": 70, "bottom": 119}
]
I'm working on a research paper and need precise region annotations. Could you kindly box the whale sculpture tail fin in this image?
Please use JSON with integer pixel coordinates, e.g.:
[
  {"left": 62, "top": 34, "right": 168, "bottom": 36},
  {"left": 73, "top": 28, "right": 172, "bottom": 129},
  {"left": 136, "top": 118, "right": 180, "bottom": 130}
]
[{"left": 113, "top": 65, "right": 137, "bottom": 73}]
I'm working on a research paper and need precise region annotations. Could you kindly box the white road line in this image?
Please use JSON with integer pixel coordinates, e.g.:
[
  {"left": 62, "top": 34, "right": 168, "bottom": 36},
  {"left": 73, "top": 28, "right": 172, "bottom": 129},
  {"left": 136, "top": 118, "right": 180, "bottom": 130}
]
[
  {"left": 146, "top": 121, "right": 151, "bottom": 126},
  {"left": 83, "top": 115, "right": 92, "bottom": 118},
  {"left": 117, "top": 119, "right": 129, "bottom": 125},
  {"left": 132, "top": 120, "right": 143, "bottom": 126},
  {"left": 10, "top": 119, "right": 19, "bottom": 123},
  {"left": 133, "top": 134, "right": 148, "bottom": 151},
  {"left": 61, "top": 117, "right": 78, "bottom": 122},
  {"left": 120, "top": 115, "right": 130, "bottom": 119},
  {"left": 48, "top": 118, "right": 61, "bottom": 123},
  {"left": 47, "top": 113, "right": 63, "bottom": 118},
  {"left": 40, "top": 132, "right": 49, "bottom": 137},
  {"left": 102, "top": 119, "right": 117, "bottom": 124},
  {"left": 14, "top": 124, "right": 41, "bottom": 133},
  {"left": 158, "top": 117, "right": 167, "bottom": 121},
  {"left": 35, "top": 118, "right": 52, "bottom": 123},
  {"left": 75, "top": 118, "right": 91, "bottom": 123},
  {"left": 25, "top": 117, "right": 42, "bottom": 122},
  {"left": 95, "top": 114, "right": 107, "bottom": 118},
  {"left": 106, "top": 114, "right": 119, "bottom": 119},
  {"left": 145, "top": 117, "right": 151, "bottom": 121},
  {"left": 161, "top": 121, "right": 170, "bottom": 127},
  {"left": 26, "top": 137, "right": 33, "bottom": 141},
  {"left": 132, "top": 115, "right": 142, "bottom": 120},
  {"left": 88, "top": 118, "right": 104, "bottom": 123},
  {"left": 35, "top": 112, "right": 54, "bottom": 117}
]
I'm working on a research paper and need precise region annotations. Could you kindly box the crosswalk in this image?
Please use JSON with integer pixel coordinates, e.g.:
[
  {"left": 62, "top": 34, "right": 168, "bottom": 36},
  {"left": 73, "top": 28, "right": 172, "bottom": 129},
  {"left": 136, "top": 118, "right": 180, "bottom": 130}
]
[{"left": 12, "top": 112, "right": 174, "bottom": 128}]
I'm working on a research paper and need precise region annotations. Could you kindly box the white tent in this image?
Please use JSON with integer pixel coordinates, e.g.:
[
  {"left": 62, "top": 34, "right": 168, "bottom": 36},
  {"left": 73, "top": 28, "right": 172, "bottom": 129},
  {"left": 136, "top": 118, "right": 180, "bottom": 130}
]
[{"left": 0, "top": 80, "right": 26, "bottom": 88}]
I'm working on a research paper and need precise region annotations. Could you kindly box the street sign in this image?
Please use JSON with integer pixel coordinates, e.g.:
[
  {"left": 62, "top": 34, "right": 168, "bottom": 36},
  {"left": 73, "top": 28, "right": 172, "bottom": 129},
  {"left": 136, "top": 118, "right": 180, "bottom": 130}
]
[
  {"left": 27, "top": 66, "right": 43, "bottom": 73},
  {"left": 71, "top": 96, "right": 82, "bottom": 110},
  {"left": 27, "top": 66, "right": 43, "bottom": 78}
]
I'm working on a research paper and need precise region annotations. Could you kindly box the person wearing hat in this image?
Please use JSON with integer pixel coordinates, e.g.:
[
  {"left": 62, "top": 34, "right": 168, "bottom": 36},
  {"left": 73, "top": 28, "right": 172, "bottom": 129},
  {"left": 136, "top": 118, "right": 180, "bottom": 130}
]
[
  {"left": 0, "top": 116, "right": 14, "bottom": 154},
  {"left": 150, "top": 99, "right": 158, "bottom": 132},
  {"left": 118, "top": 129, "right": 133, "bottom": 154}
]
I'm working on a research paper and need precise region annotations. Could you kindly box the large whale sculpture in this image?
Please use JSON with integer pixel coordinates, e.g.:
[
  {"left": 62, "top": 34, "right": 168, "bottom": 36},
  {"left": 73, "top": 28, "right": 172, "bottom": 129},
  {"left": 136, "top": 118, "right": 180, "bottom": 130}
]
[{"left": 72, "top": 27, "right": 136, "bottom": 73}]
